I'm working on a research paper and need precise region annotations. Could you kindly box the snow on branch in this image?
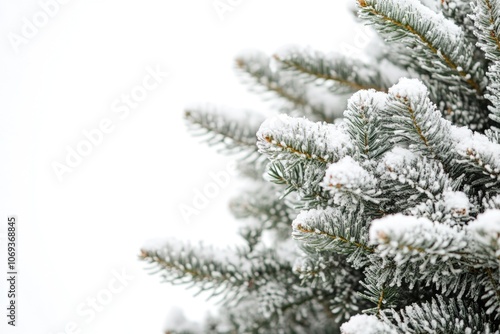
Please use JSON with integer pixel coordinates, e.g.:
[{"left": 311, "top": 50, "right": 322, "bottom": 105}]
[
  {"left": 321, "top": 156, "right": 381, "bottom": 207},
  {"left": 370, "top": 214, "right": 468, "bottom": 264},
  {"left": 341, "top": 314, "right": 398, "bottom": 334},
  {"left": 454, "top": 127, "right": 500, "bottom": 190},
  {"left": 358, "top": 0, "right": 489, "bottom": 129},
  {"left": 257, "top": 114, "right": 353, "bottom": 165},
  {"left": 406, "top": 191, "right": 473, "bottom": 226},
  {"left": 471, "top": 0, "right": 500, "bottom": 130},
  {"left": 358, "top": 0, "right": 485, "bottom": 96},
  {"left": 376, "top": 78, "right": 498, "bottom": 194},
  {"left": 380, "top": 79, "right": 455, "bottom": 163},
  {"left": 369, "top": 212, "right": 500, "bottom": 308},
  {"left": 469, "top": 209, "right": 500, "bottom": 267}
]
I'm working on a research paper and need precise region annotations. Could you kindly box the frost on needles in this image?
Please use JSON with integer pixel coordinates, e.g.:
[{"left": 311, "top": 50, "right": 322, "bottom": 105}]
[{"left": 141, "top": 0, "right": 500, "bottom": 333}]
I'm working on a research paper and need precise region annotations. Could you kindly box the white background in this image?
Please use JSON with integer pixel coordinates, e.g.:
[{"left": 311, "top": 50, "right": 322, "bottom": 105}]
[{"left": 0, "top": 0, "right": 358, "bottom": 333}]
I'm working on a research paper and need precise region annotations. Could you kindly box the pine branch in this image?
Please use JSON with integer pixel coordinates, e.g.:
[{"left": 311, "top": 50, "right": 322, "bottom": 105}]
[
  {"left": 294, "top": 251, "right": 369, "bottom": 323},
  {"left": 357, "top": 0, "right": 484, "bottom": 95},
  {"left": 235, "top": 52, "right": 343, "bottom": 123},
  {"left": 146, "top": 0, "right": 500, "bottom": 330},
  {"left": 229, "top": 183, "right": 294, "bottom": 247},
  {"left": 379, "top": 78, "right": 500, "bottom": 193},
  {"left": 266, "top": 161, "right": 332, "bottom": 209},
  {"left": 199, "top": 296, "right": 338, "bottom": 334},
  {"left": 375, "top": 147, "right": 460, "bottom": 214},
  {"left": 471, "top": 0, "right": 500, "bottom": 129},
  {"left": 321, "top": 157, "right": 383, "bottom": 213},
  {"left": 257, "top": 115, "right": 353, "bottom": 208},
  {"left": 486, "top": 128, "right": 500, "bottom": 144},
  {"left": 454, "top": 129, "right": 500, "bottom": 191},
  {"left": 370, "top": 214, "right": 469, "bottom": 268},
  {"left": 379, "top": 79, "right": 455, "bottom": 165},
  {"left": 369, "top": 212, "right": 500, "bottom": 311},
  {"left": 292, "top": 207, "right": 373, "bottom": 268},
  {"left": 484, "top": 194, "right": 500, "bottom": 209},
  {"left": 358, "top": 264, "right": 400, "bottom": 317},
  {"left": 230, "top": 183, "right": 292, "bottom": 227},
  {"left": 141, "top": 242, "right": 296, "bottom": 307},
  {"left": 184, "top": 106, "right": 263, "bottom": 160},
  {"left": 486, "top": 62, "right": 500, "bottom": 129},
  {"left": 140, "top": 244, "right": 251, "bottom": 301},
  {"left": 468, "top": 210, "right": 500, "bottom": 317},
  {"left": 273, "top": 48, "right": 390, "bottom": 93},
  {"left": 344, "top": 89, "right": 392, "bottom": 161},
  {"left": 257, "top": 114, "right": 353, "bottom": 165},
  {"left": 405, "top": 195, "right": 474, "bottom": 226},
  {"left": 380, "top": 295, "right": 496, "bottom": 333},
  {"left": 472, "top": 0, "right": 500, "bottom": 61},
  {"left": 367, "top": 214, "right": 483, "bottom": 298}
]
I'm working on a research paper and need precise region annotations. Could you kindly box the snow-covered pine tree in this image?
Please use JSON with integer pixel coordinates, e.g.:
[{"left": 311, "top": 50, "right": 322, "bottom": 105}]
[{"left": 140, "top": 0, "right": 500, "bottom": 332}]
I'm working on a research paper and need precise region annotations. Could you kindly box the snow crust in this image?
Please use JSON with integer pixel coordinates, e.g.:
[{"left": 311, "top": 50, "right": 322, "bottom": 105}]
[
  {"left": 455, "top": 129, "right": 495, "bottom": 153},
  {"left": 468, "top": 210, "right": 500, "bottom": 255},
  {"left": 382, "top": 147, "right": 417, "bottom": 169},
  {"left": 449, "top": 125, "right": 472, "bottom": 143},
  {"left": 469, "top": 209, "right": 500, "bottom": 234},
  {"left": 451, "top": 126, "right": 500, "bottom": 180},
  {"left": 369, "top": 214, "right": 429, "bottom": 243},
  {"left": 443, "top": 191, "right": 470, "bottom": 213},
  {"left": 257, "top": 114, "right": 352, "bottom": 160},
  {"left": 369, "top": 213, "right": 464, "bottom": 246},
  {"left": 340, "top": 314, "right": 397, "bottom": 334},
  {"left": 322, "top": 156, "right": 374, "bottom": 190},
  {"left": 388, "top": 78, "right": 428, "bottom": 99},
  {"left": 292, "top": 207, "right": 336, "bottom": 231},
  {"left": 347, "top": 89, "right": 387, "bottom": 112}
]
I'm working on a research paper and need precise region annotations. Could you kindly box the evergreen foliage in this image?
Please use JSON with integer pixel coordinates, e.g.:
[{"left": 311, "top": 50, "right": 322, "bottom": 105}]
[{"left": 142, "top": 1, "right": 500, "bottom": 332}]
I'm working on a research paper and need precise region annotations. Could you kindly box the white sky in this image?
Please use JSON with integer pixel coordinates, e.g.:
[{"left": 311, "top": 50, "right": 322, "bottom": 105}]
[{"left": 0, "top": 0, "right": 357, "bottom": 333}]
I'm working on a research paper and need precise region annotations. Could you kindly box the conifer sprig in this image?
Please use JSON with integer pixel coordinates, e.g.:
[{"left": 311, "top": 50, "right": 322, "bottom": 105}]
[{"left": 273, "top": 48, "right": 390, "bottom": 93}]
